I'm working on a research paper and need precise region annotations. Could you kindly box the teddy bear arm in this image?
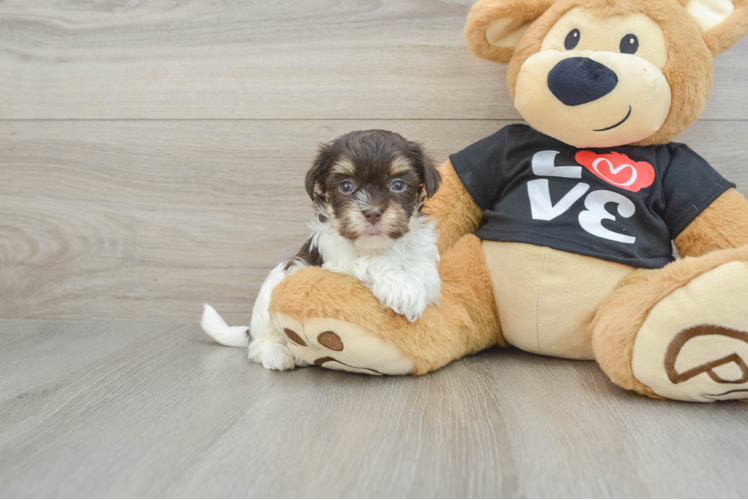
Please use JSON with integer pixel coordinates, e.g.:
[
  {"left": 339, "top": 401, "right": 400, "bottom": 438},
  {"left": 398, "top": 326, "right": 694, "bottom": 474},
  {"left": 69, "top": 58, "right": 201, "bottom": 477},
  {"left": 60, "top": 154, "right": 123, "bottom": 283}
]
[
  {"left": 269, "top": 234, "right": 502, "bottom": 375},
  {"left": 425, "top": 159, "right": 483, "bottom": 254},
  {"left": 674, "top": 188, "right": 748, "bottom": 258}
]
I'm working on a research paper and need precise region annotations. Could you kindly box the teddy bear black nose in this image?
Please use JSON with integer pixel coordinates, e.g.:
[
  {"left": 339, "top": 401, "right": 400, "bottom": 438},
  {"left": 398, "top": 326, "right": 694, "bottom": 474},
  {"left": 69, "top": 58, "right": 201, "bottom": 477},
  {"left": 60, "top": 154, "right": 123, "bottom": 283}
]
[{"left": 547, "top": 57, "right": 619, "bottom": 106}]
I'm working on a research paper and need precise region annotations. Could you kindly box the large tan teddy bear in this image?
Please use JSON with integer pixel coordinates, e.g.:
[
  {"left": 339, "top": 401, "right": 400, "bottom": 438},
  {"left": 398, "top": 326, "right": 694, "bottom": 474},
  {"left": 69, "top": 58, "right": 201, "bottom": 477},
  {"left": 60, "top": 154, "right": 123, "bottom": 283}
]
[{"left": 269, "top": 0, "right": 748, "bottom": 402}]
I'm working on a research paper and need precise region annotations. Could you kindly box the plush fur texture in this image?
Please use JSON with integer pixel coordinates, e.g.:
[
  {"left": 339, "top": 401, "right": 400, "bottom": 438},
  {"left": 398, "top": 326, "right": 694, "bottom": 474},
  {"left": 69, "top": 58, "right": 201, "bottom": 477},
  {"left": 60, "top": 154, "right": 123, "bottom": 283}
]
[
  {"left": 484, "top": 242, "right": 634, "bottom": 360},
  {"left": 675, "top": 188, "right": 748, "bottom": 257},
  {"left": 465, "top": 0, "right": 556, "bottom": 63},
  {"left": 591, "top": 244, "right": 748, "bottom": 398},
  {"left": 699, "top": 0, "right": 748, "bottom": 55},
  {"left": 426, "top": 160, "right": 484, "bottom": 254},
  {"left": 271, "top": 234, "right": 503, "bottom": 375}
]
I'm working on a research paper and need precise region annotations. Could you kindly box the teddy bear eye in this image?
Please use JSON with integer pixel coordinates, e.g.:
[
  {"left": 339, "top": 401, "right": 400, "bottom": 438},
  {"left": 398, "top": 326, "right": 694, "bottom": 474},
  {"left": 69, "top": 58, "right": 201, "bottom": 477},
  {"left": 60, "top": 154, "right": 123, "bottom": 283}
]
[
  {"left": 564, "top": 29, "right": 581, "bottom": 50},
  {"left": 620, "top": 34, "right": 639, "bottom": 54}
]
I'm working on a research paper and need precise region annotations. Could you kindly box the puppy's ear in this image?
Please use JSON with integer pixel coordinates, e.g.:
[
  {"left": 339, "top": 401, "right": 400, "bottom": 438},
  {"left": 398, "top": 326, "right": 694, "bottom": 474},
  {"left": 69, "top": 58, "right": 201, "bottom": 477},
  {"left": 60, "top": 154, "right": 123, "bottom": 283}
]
[
  {"left": 305, "top": 142, "right": 337, "bottom": 202},
  {"left": 405, "top": 142, "right": 441, "bottom": 198}
]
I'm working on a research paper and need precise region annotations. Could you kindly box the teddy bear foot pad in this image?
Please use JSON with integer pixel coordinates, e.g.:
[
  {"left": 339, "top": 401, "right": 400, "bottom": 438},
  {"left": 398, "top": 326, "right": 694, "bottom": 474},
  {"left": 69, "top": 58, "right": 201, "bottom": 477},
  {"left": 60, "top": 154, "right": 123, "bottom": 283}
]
[
  {"left": 275, "top": 313, "right": 415, "bottom": 375},
  {"left": 632, "top": 261, "right": 748, "bottom": 402}
]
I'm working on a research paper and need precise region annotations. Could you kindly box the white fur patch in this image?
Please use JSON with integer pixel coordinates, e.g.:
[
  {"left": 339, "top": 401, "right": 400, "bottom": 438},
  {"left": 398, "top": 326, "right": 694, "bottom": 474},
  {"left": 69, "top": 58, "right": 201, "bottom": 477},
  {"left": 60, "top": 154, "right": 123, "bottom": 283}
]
[
  {"left": 200, "top": 304, "right": 249, "bottom": 347},
  {"left": 311, "top": 215, "right": 441, "bottom": 323},
  {"left": 247, "top": 261, "right": 307, "bottom": 370}
]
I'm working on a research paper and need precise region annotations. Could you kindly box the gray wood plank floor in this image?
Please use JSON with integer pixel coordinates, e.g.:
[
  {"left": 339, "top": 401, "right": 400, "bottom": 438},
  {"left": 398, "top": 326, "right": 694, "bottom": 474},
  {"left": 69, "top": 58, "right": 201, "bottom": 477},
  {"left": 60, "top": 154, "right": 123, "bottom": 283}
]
[
  {"left": 2, "top": 1, "right": 748, "bottom": 497},
  {"left": 1, "top": 319, "right": 747, "bottom": 498}
]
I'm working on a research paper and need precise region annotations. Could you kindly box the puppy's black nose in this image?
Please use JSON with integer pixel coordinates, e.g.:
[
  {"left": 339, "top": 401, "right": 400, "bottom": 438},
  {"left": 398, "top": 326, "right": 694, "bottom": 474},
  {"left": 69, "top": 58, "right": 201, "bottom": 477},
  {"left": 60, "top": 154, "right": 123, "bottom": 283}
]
[
  {"left": 364, "top": 209, "right": 382, "bottom": 224},
  {"left": 547, "top": 57, "right": 618, "bottom": 106}
]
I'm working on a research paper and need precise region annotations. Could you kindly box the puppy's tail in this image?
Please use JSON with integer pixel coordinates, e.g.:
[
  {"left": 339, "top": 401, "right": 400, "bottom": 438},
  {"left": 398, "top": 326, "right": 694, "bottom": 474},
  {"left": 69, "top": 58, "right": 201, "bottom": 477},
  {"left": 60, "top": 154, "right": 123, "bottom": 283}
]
[{"left": 200, "top": 304, "right": 250, "bottom": 348}]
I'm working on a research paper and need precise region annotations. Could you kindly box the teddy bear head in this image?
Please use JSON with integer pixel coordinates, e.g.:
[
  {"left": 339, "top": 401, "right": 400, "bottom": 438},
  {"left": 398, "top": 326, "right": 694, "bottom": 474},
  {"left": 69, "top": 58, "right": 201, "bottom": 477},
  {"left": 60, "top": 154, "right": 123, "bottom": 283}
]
[{"left": 465, "top": 0, "right": 748, "bottom": 148}]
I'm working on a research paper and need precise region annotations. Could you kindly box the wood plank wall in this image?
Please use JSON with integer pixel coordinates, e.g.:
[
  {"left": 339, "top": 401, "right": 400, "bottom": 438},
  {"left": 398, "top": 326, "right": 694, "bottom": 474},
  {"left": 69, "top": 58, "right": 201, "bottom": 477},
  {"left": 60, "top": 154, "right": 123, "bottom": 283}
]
[{"left": 1, "top": 1, "right": 747, "bottom": 324}]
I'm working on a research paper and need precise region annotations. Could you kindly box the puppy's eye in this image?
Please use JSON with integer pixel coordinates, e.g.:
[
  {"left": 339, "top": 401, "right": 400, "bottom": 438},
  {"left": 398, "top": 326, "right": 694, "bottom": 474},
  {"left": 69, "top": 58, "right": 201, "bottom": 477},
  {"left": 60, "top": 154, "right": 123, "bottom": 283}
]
[
  {"left": 339, "top": 181, "right": 355, "bottom": 194},
  {"left": 564, "top": 29, "right": 580, "bottom": 50},
  {"left": 391, "top": 180, "right": 406, "bottom": 192},
  {"left": 620, "top": 34, "right": 639, "bottom": 54}
]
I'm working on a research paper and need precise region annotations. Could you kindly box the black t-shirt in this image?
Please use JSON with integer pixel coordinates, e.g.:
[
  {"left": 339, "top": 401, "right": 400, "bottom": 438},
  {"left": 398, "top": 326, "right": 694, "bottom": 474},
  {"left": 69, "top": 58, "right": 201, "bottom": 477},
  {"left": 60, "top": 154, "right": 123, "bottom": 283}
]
[{"left": 449, "top": 124, "right": 735, "bottom": 269}]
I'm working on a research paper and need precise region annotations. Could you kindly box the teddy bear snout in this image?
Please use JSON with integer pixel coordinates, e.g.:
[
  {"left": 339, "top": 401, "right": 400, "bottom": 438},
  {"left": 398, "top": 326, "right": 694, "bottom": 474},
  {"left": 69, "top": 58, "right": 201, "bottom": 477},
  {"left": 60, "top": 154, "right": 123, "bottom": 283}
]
[{"left": 547, "top": 57, "right": 619, "bottom": 107}]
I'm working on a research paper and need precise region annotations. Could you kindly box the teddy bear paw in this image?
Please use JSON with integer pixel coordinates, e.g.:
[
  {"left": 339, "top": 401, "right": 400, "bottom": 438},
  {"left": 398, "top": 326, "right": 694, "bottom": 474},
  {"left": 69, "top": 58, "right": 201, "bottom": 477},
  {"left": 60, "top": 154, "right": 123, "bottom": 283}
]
[
  {"left": 271, "top": 313, "right": 415, "bottom": 375},
  {"left": 631, "top": 261, "right": 748, "bottom": 402}
]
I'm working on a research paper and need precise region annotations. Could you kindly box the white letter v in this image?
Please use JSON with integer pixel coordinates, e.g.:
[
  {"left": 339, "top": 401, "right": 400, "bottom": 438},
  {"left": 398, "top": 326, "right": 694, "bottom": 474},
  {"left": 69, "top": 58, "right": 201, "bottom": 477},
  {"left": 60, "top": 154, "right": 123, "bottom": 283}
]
[{"left": 528, "top": 179, "right": 590, "bottom": 221}]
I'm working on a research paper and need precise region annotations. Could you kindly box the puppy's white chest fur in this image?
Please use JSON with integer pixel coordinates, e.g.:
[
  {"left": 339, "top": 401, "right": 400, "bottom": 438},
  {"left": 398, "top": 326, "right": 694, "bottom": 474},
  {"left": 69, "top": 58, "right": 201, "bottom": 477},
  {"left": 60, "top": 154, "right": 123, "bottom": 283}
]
[{"left": 312, "top": 216, "right": 441, "bottom": 321}]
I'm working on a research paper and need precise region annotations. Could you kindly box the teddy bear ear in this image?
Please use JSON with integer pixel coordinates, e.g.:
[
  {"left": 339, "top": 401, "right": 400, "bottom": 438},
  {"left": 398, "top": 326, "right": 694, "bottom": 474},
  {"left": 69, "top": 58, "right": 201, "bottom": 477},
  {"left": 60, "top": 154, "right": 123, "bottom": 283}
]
[
  {"left": 682, "top": 0, "right": 748, "bottom": 56},
  {"left": 465, "top": 0, "right": 556, "bottom": 64}
]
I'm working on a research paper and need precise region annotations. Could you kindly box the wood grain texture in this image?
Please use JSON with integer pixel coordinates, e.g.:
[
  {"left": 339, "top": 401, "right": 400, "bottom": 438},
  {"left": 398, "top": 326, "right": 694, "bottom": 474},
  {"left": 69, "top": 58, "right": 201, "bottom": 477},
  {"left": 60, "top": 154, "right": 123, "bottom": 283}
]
[
  {"left": 2, "top": 120, "right": 747, "bottom": 323},
  {"left": 0, "top": 0, "right": 746, "bottom": 120},
  {"left": 1, "top": 2, "right": 747, "bottom": 498},
  {"left": 0, "top": 319, "right": 746, "bottom": 498}
]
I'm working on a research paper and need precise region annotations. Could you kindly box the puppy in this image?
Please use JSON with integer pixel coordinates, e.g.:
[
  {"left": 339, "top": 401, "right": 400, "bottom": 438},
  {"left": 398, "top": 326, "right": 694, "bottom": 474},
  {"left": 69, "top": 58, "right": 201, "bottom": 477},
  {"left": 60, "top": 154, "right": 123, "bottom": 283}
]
[{"left": 202, "top": 130, "right": 442, "bottom": 371}]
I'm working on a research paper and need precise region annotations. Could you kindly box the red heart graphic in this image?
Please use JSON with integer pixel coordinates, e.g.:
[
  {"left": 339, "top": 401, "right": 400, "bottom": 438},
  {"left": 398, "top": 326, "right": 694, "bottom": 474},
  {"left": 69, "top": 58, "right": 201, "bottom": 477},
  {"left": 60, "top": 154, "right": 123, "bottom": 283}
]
[{"left": 576, "top": 151, "right": 655, "bottom": 193}]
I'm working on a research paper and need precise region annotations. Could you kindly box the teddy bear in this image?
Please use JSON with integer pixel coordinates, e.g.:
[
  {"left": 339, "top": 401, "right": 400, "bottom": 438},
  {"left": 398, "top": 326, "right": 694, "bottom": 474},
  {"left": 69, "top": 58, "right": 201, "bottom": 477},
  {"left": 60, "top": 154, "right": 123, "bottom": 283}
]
[{"left": 266, "top": 0, "right": 748, "bottom": 402}]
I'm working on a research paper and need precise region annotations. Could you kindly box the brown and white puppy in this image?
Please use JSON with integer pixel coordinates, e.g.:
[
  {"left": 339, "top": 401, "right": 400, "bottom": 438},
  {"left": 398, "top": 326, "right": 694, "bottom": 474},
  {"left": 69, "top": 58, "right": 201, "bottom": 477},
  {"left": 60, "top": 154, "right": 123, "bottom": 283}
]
[
  {"left": 202, "top": 130, "right": 442, "bottom": 371},
  {"left": 304, "top": 129, "right": 441, "bottom": 249}
]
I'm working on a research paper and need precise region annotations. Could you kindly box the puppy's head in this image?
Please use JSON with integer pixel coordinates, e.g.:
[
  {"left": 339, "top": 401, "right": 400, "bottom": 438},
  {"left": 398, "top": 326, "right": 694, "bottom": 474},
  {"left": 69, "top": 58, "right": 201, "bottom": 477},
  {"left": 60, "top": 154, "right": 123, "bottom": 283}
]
[{"left": 305, "top": 130, "right": 440, "bottom": 249}]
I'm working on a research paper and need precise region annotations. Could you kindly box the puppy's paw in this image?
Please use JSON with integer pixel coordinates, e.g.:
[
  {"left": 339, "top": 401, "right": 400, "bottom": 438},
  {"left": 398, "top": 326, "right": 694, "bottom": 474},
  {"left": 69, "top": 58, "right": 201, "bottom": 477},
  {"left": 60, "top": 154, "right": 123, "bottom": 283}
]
[
  {"left": 248, "top": 340, "right": 296, "bottom": 371},
  {"left": 394, "top": 292, "right": 430, "bottom": 323},
  {"left": 373, "top": 278, "right": 430, "bottom": 323}
]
